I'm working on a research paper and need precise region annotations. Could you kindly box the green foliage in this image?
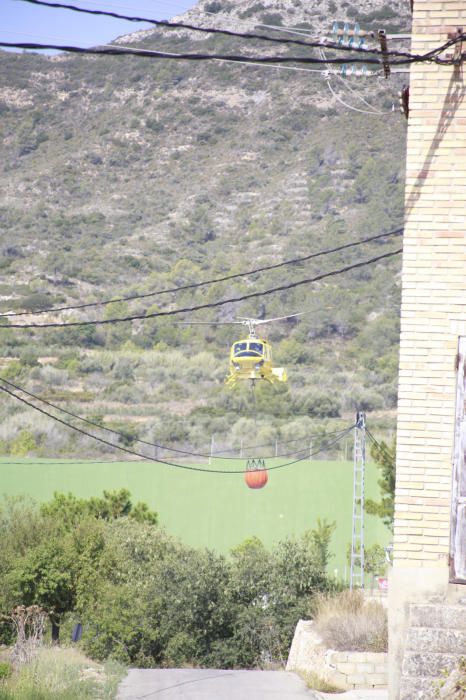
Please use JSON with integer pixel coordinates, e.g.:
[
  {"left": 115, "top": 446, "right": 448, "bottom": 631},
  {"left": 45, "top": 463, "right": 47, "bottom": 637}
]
[
  {"left": 10, "top": 536, "right": 77, "bottom": 635},
  {"left": 10, "top": 430, "right": 38, "bottom": 457},
  {"left": 299, "top": 669, "right": 343, "bottom": 693},
  {"left": 13, "top": 293, "right": 53, "bottom": 313},
  {"left": 305, "top": 518, "right": 336, "bottom": 572},
  {"left": 18, "top": 349, "right": 39, "bottom": 367},
  {"left": 1, "top": 491, "right": 157, "bottom": 641},
  {"left": 261, "top": 12, "right": 283, "bottom": 25},
  {"left": 204, "top": 1, "right": 224, "bottom": 12},
  {"left": 304, "top": 391, "right": 341, "bottom": 418},
  {"left": 364, "top": 543, "right": 387, "bottom": 577},
  {"left": 82, "top": 580, "right": 160, "bottom": 666},
  {"left": 276, "top": 338, "right": 310, "bottom": 365},
  {"left": 238, "top": 3, "right": 265, "bottom": 19},
  {"left": 0, "top": 662, "right": 12, "bottom": 680},
  {"left": 0, "top": 647, "right": 125, "bottom": 700},
  {"left": 366, "top": 438, "right": 396, "bottom": 529},
  {"left": 40, "top": 489, "right": 158, "bottom": 526},
  {"left": 154, "top": 547, "right": 233, "bottom": 666},
  {"left": 346, "top": 542, "right": 386, "bottom": 578},
  {"left": 53, "top": 325, "right": 103, "bottom": 348},
  {"left": 0, "top": 493, "right": 336, "bottom": 669}
]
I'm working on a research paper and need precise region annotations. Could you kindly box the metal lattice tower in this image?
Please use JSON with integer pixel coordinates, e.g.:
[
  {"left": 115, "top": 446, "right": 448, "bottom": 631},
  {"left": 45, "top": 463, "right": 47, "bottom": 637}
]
[{"left": 350, "top": 411, "right": 366, "bottom": 590}]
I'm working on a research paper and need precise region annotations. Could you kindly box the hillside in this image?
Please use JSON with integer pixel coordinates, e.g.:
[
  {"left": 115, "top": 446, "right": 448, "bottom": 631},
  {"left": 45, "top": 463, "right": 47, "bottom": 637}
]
[{"left": 0, "top": 0, "right": 410, "bottom": 458}]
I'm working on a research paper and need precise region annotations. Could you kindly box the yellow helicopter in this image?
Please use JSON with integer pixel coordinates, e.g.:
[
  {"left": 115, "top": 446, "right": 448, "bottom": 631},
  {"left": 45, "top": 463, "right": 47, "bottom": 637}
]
[
  {"left": 225, "top": 317, "right": 288, "bottom": 388},
  {"left": 172, "top": 312, "right": 303, "bottom": 388}
]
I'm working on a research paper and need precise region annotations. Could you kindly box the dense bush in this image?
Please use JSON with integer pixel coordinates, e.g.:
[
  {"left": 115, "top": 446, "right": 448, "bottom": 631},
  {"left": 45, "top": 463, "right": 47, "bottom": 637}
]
[{"left": 0, "top": 493, "right": 337, "bottom": 669}]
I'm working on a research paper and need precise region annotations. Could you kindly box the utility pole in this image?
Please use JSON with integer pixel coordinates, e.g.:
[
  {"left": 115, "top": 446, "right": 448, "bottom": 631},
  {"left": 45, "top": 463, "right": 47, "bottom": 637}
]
[{"left": 350, "top": 411, "right": 366, "bottom": 590}]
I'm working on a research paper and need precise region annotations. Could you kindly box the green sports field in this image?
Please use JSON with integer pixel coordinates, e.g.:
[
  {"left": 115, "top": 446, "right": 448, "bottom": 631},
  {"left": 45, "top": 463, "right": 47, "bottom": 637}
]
[{"left": 0, "top": 457, "right": 389, "bottom": 581}]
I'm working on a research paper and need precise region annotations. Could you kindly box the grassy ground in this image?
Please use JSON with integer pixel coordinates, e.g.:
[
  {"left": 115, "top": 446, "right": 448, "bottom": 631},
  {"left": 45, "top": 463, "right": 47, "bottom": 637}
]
[
  {"left": 0, "top": 647, "right": 125, "bottom": 700},
  {"left": 0, "top": 457, "right": 389, "bottom": 581}
]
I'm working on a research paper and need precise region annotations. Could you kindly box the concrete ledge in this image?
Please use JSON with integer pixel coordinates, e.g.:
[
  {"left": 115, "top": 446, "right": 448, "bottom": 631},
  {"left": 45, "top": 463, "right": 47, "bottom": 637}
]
[{"left": 287, "top": 620, "right": 388, "bottom": 690}]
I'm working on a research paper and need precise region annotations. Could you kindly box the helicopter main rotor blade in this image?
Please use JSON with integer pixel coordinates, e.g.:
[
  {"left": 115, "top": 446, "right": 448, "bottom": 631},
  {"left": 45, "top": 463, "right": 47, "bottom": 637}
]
[
  {"left": 169, "top": 321, "right": 243, "bottom": 326},
  {"left": 237, "top": 312, "right": 306, "bottom": 325},
  {"left": 167, "top": 304, "right": 346, "bottom": 328}
]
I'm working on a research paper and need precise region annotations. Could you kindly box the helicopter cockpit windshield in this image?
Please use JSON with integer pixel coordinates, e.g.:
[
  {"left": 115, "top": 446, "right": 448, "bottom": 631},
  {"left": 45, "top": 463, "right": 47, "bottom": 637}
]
[{"left": 233, "top": 341, "right": 264, "bottom": 357}]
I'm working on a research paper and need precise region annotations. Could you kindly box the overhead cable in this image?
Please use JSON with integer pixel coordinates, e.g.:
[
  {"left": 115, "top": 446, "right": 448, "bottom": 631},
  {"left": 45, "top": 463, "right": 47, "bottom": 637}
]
[
  {"left": 0, "top": 383, "right": 355, "bottom": 474},
  {"left": 0, "top": 41, "right": 395, "bottom": 64},
  {"left": 110, "top": 42, "right": 332, "bottom": 74},
  {"left": 0, "top": 376, "right": 349, "bottom": 460},
  {"left": 1, "top": 228, "right": 403, "bottom": 318},
  {"left": 2, "top": 39, "right": 461, "bottom": 66},
  {"left": 318, "top": 47, "right": 390, "bottom": 115},
  {"left": 324, "top": 75, "right": 391, "bottom": 115},
  {"left": 17, "top": 0, "right": 416, "bottom": 59},
  {"left": 0, "top": 248, "right": 403, "bottom": 329},
  {"left": 366, "top": 428, "right": 395, "bottom": 458}
]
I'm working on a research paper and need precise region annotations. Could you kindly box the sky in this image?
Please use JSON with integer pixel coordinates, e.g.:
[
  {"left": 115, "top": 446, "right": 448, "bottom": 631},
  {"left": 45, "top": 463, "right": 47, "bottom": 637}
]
[{"left": 1, "top": 0, "right": 197, "bottom": 49}]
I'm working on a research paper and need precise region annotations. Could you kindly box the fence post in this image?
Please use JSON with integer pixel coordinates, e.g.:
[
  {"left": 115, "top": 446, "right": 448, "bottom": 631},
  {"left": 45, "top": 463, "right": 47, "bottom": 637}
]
[{"left": 209, "top": 435, "right": 214, "bottom": 466}]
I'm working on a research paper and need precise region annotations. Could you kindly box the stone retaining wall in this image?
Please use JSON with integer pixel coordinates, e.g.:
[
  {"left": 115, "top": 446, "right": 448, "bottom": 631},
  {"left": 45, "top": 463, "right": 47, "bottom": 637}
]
[
  {"left": 287, "top": 620, "right": 387, "bottom": 691},
  {"left": 325, "top": 649, "right": 388, "bottom": 690}
]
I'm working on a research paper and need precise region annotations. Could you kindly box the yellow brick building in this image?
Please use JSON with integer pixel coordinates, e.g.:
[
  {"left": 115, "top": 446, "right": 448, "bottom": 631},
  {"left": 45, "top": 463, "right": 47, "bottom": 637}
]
[{"left": 390, "top": 1, "right": 466, "bottom": 697}]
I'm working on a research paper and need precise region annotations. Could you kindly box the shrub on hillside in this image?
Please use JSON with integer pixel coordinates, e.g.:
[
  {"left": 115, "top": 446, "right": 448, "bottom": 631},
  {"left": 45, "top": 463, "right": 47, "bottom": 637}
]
[{"left": 1, "top": 492, "right": 337, "bottom": 670}]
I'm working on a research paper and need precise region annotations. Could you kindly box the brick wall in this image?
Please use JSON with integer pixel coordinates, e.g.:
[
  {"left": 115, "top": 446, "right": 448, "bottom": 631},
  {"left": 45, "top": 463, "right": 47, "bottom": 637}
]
[
  {"left": 394, "top": 0, "right": 466, "bottom": 570},
  {"left": 390, "top": 2, "right": 466, "bottom": 697}
]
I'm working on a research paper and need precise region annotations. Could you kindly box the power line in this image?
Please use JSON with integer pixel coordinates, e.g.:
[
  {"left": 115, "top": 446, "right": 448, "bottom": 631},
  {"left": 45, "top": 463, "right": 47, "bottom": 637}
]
[
  {"left": 324, "top": 75, "right": 391, "bottom": 116},
  {"left": 0, "top": 376, "right": 349, "bottom": 460},
  {"left": 2, "top": 30, "right": 464, "bottom": 65},
  {"left": 17, "top": 0, "right": 417, "bottom": 59},
  {"left": 366, "top": 428, "right": 395, "bottom": 458},
  {"left": 0, "top": 382, "right": 355, "bottom": 474},
  {"left": 112, "top": 42, "right": 331, "bottom": 74},
  {"left": 0, "top": 459, "right": 138, "bottom": 464},
  {"left": 318, "top": 47, "right": 391, "bottom": 116},
  {"left": 0, "top": 248, "right": 402, "bottom": 329},
  {"left": 0, "top": 41, "right": 401, "bottom": 65},
  {"left": 1, "top": 228, "right": 403, "bottom": 318},
  {"left": 17, "top": 0, "right": 341, "bottom": 49},
  {"left": 202, "top": 9, "right": 322, "bottom": 41},
  {"left": 1, "top": 29, "right": 331, "bottom": 74},
  {"left": 3, "top": 38, "right": 460, "bottom": 66},
  {"left": 331, "top": 74, "right": 389, "bottom": 114}
]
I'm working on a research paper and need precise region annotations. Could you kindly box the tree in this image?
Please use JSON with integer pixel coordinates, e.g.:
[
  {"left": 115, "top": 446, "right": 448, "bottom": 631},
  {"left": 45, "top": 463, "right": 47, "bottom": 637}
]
[
  {"left": 345, "top": 542, "right": 387, "bottom": 594},
  {"left": 1, "top": 491, "right": 158, "bottom": 643},
  {"left": 8, "top": 535, "right": 77, "bottom": 642},
  {"left": 79, "top": 518, "right": 176, "bottom": 665},
  {"left": 152, "top": 546, "right": 233, "bottom": 667},
  {"left": 40, "top": 489, "right": 158, "bottom": 526},
  {"left": 303, "top": 518, "right": 336, "bottom": 572},
  {"left": 364, "top": 544, "right": 387, "bottom": 580},
  {"left": 365, "top": 438, "right": 396, "bottom": 529}
]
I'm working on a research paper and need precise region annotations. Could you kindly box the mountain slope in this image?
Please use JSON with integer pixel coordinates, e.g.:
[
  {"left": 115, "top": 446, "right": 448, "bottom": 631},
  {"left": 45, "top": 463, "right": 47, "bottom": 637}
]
[{"left": 0, "top": 0, "right": 410, "bottom": 456}]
